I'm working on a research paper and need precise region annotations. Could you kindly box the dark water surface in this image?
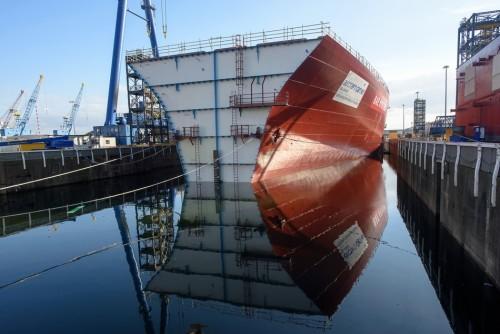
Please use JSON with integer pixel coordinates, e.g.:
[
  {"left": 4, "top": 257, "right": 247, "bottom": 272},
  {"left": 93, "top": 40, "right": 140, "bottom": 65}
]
[{"left": 0, "top": 160, "right": 498, "bottom": 333}]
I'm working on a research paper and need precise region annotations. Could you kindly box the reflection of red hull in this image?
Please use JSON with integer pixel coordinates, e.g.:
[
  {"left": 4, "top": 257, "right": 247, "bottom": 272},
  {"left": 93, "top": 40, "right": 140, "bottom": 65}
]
[
  {"left": 254, "top": 159, "right": 387, "bottom": 315},
  {"left": 252, "top": 35, "right": 388, "bottom": 182}
]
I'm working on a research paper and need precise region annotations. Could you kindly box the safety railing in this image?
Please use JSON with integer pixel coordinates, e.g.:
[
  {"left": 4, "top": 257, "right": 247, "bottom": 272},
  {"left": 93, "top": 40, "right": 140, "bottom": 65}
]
[
  {"left": 126, "top": 23, "right": 329, "bottom": 61},
  {"left": 230, "top": 125, "right": 250, "bottom": 137},
  {"left": 181, "top": 126, "right": 200, "bottom": 138},
  {"left": 126, "top": 22, "right": 388, "bottom": 91},
  {"left": 229, "top": 91, "right": 288, "bottom": 108}
]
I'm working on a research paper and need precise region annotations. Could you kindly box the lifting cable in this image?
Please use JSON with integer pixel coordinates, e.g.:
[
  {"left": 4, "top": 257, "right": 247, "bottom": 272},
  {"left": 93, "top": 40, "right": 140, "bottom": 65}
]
[{"left": 160, "top": 0, "right": 167, "bottom": 39}]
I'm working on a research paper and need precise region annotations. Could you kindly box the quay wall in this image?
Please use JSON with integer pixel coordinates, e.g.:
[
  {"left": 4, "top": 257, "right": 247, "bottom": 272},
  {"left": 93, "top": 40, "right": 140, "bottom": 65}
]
[
  {"left": 0, "top": 144, "right": 182, "bottom": 194},
  {"left": 396, "top": 140, "right": 500, "bottom": 289}
]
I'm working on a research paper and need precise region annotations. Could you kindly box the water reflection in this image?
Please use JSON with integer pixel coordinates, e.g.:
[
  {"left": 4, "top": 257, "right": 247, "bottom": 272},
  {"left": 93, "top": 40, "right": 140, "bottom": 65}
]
[
  {"left": 0, "top": 159, "right": 396, "bottom": 333},
  {"left": 145, "top": 159, "right": 387, "bottom": 332},
  {"left": 254, "top": 158, "right": 387, "bottom": 315},
  {"left": 397, "top": 173, "right": 500, "bottom": 333}
]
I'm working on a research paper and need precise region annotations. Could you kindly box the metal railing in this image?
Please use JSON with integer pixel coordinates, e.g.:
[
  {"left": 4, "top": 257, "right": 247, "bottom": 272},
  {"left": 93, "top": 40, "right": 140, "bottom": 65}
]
[
  {"left": 229, "top": 92, "right": 288, "bottom": 108},
  {"left": 181, "top": 126, "right": 199, "bottom": 138},
  {"left": 230, "top": 125, "right": 250, "bottom": 137},
  {"left": 126, "top": 22, "right": 388, "bottom": 91}
]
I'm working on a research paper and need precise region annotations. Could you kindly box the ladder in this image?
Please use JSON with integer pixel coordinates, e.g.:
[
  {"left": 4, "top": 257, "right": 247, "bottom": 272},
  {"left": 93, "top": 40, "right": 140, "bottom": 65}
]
[
  {"left": 194, "top": 134, "right": 203, "bottom": 223},
  {"left": 233, "top": 36, "right": 244, "bottom": 214}
]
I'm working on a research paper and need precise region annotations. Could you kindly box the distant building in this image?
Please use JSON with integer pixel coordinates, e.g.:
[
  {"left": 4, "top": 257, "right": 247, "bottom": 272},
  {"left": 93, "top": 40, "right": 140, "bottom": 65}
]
[{"left": 413, "top": 97, "right": 426, "bottom": 136}]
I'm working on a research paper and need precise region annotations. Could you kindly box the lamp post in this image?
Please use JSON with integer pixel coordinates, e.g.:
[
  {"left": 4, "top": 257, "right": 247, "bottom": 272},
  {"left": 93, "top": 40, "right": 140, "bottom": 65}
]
[
  {"left": 443, "top": 65, "right": 449, "bottom": 119},
  {"left": 402, "top": 104, "right": 405, "bottom": 137}
]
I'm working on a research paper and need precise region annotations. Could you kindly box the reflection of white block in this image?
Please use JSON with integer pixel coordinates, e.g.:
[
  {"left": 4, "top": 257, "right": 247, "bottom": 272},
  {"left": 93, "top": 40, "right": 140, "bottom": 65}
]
[
  {"left": 333, "top": 70, "right": 369, "bottom": 109},
  {"left": 334, "top": 222, "right": 368, "bottom": 269}
]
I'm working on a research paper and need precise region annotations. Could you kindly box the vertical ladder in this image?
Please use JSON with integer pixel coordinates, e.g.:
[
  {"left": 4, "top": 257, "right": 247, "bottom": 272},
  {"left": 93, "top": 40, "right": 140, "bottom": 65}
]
[
  {"left": 193, "top": 130, "right": 203, "bottom": 223},
  {"left": 233, "top": 35, "right": 244, "bottom": 217}
]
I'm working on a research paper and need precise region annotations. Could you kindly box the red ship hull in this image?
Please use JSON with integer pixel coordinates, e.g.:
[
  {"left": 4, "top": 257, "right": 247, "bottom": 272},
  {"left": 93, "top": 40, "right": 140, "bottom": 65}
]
[
  {"left": 252, "top": 35, "right": 389, "bottom": 183},
  {"left": 254, "top": 158, "right": 388, "bottom": 315}
]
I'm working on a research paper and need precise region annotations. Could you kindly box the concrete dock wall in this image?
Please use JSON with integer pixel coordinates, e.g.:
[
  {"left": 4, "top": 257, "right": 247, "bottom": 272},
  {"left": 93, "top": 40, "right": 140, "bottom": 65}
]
[
  {"left": 398, "top": 177, "right": 500, "bottom": 332},
  {"left": 396, "top": 139, "right": 500, "bottom": 289},
  {"left": 0, "top": 144, "right": 182, "bottom": 194}
]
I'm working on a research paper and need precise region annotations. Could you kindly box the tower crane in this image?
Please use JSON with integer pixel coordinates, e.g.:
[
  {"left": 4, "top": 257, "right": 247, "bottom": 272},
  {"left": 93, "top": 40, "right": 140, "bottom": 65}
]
[
  {"left": 14, "top": 75, "right": 44, "bottom": 136},
  {"left": 57, "top": 83, "right": 84, "bottom": 136},
  {"left": 0, "top": 90, "right": 24, "bottom": 129}
]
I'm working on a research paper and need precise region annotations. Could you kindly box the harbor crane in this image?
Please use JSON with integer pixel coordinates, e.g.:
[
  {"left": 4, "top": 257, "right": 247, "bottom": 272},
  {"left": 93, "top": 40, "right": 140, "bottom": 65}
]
[
  {"left": 105, "top": 0, "right": 160, "bottom": 126},
  {"left": 0, "top": 90, "right": 24, "bottom": 129},
  {"left": 14, "top": 75, "right": 44, "bottom": 136},
  {"left": 57, "top": 83, "right": 84, "bottom": 136}
]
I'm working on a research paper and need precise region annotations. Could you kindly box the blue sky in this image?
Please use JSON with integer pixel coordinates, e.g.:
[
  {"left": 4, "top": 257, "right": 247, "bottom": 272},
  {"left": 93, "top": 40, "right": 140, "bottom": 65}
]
[{"left": 0, "top": 0, "right": 497, "bottom": 133}]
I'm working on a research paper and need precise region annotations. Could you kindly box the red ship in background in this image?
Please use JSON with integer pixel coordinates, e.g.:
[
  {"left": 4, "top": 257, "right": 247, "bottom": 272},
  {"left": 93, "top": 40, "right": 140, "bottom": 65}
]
[
  {"left": 254, "top": 158, "right": 387, "bottom": 315},
  {"left": 252, "top": 35, "right": 389, "bottom": 182},
  {"left": 455, "top": 10, "right": 500, "bottom": 142}
]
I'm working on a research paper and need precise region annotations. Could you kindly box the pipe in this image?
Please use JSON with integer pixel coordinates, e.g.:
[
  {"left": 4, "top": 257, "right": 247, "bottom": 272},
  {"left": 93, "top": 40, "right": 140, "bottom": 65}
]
[
  {"left": 105, "top": 0, "right": 128, "bottom": 126},
  {"left": 142, "top": 0, "right": 160, "bottom": 58}
]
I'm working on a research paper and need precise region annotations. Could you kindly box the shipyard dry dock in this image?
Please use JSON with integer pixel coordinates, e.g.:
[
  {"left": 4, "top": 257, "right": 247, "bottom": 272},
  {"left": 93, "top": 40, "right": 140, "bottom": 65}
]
[{"left": 392, "top": 139, "right": 500, "bottom": 288}]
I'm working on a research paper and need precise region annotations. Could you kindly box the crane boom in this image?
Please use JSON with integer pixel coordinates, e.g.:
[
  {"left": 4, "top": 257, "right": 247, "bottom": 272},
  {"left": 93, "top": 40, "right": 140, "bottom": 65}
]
[
  {"left": 142, "top": 0, "right": 159, "bottom": 58},
  {"left": 105, "top": 0, "right": 160, "bottom": 126},
  {"left": 1, "top": 90, "right": 24, "bottom": 129},
  {"left": 60, "top": 83, "right": 84, "bottom": 135},
  {"left": 15, "top": 75, "right": 44, "bottom": 136}
]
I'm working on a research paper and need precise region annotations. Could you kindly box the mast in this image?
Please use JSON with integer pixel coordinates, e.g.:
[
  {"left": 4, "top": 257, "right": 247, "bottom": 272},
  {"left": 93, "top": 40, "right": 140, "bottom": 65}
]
[
  {"left": 105, "top": 0, "right": 128, "bottom": 126},
  {"left": 142, "top": 0, "right": 160, "bottom": 58}
]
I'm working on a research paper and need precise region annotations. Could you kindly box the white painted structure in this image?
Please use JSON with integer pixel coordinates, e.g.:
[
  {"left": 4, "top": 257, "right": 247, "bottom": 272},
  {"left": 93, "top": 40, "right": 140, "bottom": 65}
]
[
  {"left": 147, "top": 182, "right": 323, "bottom": 315},
  {"left": 95, "top": 136, "right": 116, "bottom": 148},
  {"left": 127, "top": 24, "right": 327, "bottom": 183}
]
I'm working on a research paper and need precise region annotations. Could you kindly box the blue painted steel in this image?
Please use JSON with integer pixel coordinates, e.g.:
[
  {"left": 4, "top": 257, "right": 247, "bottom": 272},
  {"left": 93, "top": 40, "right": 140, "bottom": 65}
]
[
  {"left": 213, "top": 52, "right": 220, "bottom": 153},
  {"left": 142, "top": 0, "right": 159, "bottom": 58},
  {"left": 47, "top": 140, "right": 74, "bottom": 149},
  {"left": 105, "top": 0, "right": 128, "bottom": 126},
  {"left": 0, "top": 135, "right": 68, "bottom": 147},
  {"left": 15, "top": 75, "right": 44, "bottom": 136}
]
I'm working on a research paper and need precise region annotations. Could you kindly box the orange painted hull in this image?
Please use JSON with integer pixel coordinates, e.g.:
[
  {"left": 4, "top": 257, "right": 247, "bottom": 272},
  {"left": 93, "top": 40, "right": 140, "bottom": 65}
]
[{"left": 252, "top": 35, "right": 389, "bottom": 183}]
